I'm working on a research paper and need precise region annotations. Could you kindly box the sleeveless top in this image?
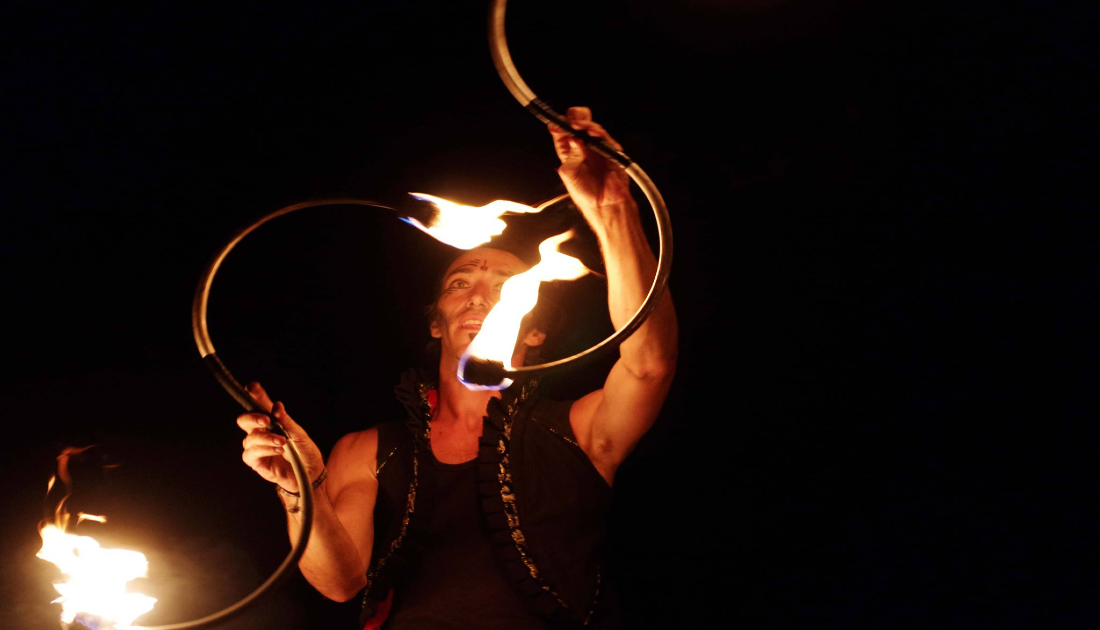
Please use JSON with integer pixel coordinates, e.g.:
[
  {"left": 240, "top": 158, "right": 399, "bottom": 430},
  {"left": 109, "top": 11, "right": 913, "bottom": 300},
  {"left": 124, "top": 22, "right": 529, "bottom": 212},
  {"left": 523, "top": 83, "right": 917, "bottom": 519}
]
[
  {"left": 361, "top": 370, "right": 618, "bottom": 628},
  {"left": 385, "top": 450, "right": 547, "bottom": 629}
]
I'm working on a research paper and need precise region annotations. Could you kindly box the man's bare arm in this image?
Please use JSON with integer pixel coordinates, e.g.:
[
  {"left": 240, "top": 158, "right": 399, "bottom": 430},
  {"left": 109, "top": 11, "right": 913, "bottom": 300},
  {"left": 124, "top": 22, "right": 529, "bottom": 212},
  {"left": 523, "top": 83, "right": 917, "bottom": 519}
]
[
  {"left": 240, "top": 383, "right": 377, "bottom": 602},
  {"left": 551, "top": 107, "right": 679, "bottom": 485}
]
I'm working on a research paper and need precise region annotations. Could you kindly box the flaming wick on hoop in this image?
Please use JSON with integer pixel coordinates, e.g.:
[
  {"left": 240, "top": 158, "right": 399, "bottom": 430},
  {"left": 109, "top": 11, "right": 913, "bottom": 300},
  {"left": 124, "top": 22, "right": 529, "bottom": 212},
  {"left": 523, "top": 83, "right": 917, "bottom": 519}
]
[
  {"left": 399, "top": 192, "right": 592, "bottom": 390},
  {"left": 401, "top": 192, "right": 547, "bottom": 250},
  {"left": 37, "top": 447, "right": 157, "bottom": 630},
  {"left": 458, "top": 229, "right": 590, "bottom": 390}
]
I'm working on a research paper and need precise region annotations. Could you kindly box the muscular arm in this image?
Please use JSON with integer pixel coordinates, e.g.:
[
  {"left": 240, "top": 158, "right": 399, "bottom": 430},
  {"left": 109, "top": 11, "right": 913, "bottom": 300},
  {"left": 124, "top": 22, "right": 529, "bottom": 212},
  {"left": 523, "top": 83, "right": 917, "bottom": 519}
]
[
  {"left": 240, "top": 385, "right": 377, "bottom": 602},
  {"left": 552, "top": 108, "right": 679, "bottom": 484},
  {"left": 279, "top": 429, "right": 377, "bottom": 601}
]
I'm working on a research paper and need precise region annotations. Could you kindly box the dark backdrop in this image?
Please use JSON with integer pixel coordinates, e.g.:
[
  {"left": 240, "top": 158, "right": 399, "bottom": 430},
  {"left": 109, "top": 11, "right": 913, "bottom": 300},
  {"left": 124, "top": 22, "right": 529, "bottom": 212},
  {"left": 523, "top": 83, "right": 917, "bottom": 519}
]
[{"left": 4, "top": 1, "right": 1092, "bottom": 628}]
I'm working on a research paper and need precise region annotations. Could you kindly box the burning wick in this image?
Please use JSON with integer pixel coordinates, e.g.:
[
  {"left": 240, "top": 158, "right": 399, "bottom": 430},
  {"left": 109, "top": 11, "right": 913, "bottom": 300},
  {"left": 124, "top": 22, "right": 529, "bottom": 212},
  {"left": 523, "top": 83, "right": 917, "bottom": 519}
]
[
  {"left": 37, "top": 447, "right": 157, "bottom": 629},
  {"left": 458, "top": 229, "right": 589, "bottom": 390},
  {"left": 397, "top": 193, "right": 590, "bottom": 390},
  {"left": 401, "top": 193, "right": 545, "bottom": 250}
]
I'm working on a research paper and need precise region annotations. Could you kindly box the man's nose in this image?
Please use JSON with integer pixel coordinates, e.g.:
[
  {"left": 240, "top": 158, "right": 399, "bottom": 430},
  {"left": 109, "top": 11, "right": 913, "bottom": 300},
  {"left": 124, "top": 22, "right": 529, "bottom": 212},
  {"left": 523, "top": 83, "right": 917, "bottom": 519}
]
[{"left": 466, "top": 281, "right": 493, "bottom": 308}]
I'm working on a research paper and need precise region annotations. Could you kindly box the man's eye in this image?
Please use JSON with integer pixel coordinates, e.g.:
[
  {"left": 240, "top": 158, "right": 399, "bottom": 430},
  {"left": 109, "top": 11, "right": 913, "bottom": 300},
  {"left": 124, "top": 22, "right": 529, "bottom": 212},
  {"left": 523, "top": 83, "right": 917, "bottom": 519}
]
[{"left": 450, "top": 280, "right": 469, "bottom": 289}]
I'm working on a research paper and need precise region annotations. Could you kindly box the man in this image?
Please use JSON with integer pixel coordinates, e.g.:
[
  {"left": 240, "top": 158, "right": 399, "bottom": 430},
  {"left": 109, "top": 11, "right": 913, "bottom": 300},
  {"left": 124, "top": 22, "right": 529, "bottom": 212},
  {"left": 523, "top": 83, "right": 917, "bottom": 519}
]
[{"left": 238, "top": 107, "right": 677, "bottom": 628}]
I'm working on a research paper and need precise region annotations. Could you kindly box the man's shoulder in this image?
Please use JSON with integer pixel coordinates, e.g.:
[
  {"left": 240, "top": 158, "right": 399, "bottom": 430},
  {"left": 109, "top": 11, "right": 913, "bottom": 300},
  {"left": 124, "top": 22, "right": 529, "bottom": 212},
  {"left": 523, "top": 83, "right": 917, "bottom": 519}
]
[
  {"left": 331, "top": 421, "right": 417, "bottom": 476},
  {"left": 336, "top": 425, "right": 381, "bottom": 447},
  {"left": 329, "top": 426, "right": 381, "bottom": 477},
  {"left": 525, "top": 396, "right": 581, "bottom": 441}
]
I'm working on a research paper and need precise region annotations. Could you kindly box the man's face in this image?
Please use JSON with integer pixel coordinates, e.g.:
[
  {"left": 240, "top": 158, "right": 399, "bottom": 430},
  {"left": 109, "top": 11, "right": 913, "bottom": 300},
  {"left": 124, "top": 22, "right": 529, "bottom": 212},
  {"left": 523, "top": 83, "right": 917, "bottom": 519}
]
[{"left": 431, "top": 248, "right": 527, "bottom": 358}]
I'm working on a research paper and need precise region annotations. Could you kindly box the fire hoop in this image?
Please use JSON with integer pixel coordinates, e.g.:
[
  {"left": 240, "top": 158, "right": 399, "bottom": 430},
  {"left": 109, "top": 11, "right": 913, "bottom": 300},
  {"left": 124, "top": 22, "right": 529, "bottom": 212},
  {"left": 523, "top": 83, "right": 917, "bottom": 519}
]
[
  {"left": 177, "top": 1, "right": 672, "bottom": 627},
  {"left": 162, "top": 200, "right": 389, "bottom": 630},
  {"left": 464, "top": 0, "right": 674, "bottom": 385}
]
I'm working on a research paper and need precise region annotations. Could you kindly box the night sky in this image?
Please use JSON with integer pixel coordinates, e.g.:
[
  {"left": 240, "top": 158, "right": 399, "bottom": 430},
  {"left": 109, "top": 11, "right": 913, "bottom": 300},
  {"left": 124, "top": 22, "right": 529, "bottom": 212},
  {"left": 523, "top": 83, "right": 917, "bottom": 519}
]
[{"left": 4, "top": 2, "right": 1093, "bottom": 628}]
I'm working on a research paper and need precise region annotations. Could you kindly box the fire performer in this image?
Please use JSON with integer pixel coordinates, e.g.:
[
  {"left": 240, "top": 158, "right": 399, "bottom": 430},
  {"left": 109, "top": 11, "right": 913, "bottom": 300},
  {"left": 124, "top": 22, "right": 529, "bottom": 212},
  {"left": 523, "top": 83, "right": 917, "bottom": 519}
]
[{"left": 237, "top": 107, "right": 677, "bottom": 628}]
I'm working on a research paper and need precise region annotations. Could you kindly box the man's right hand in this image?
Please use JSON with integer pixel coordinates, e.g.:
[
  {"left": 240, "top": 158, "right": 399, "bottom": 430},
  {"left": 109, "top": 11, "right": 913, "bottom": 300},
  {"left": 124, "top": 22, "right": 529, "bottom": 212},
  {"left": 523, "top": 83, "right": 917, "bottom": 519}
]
[
  {"left": 238, "top": 381, "right": 325, "bottom": 493},
  {"left": 548, "top": 106, "right": 632, "bottom": 215}
]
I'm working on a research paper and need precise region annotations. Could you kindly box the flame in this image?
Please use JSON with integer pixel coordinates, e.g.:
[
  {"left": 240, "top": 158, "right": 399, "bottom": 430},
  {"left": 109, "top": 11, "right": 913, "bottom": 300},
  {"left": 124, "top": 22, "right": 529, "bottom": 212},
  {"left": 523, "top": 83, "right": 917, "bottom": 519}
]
[
  {"left": 37, "top": 447, "right": 156, "bottom": 629},
  {"left": 459, "top": 230, "right": 589, "bottom": 390},
  {"left": 402, "top": 193, "right": 545, "bottom": 249},
  {"left": 38, "top": 524, "right": 157, "bottom": 628}
]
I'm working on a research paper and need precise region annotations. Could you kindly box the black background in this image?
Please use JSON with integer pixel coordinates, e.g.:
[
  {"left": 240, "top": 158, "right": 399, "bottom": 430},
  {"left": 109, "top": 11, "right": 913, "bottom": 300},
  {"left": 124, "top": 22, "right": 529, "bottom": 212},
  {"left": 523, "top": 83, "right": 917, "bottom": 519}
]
[{"left": 4, "top": 1, "right": 1093, "bottom": 628}]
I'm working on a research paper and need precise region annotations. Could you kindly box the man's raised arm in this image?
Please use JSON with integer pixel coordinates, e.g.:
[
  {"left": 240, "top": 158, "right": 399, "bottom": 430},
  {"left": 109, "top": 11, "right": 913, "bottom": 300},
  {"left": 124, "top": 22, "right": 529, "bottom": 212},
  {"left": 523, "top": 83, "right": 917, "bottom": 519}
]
[{"left": 551, "top": 107, "right": 679, "bottom": 485}]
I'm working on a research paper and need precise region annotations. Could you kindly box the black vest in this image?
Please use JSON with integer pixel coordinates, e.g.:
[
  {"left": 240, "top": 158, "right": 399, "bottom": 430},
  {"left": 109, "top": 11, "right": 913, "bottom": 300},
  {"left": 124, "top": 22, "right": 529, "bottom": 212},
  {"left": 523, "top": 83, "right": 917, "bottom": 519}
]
[{"left": 361, "top": 370, "right": 615, "bottom": 628}]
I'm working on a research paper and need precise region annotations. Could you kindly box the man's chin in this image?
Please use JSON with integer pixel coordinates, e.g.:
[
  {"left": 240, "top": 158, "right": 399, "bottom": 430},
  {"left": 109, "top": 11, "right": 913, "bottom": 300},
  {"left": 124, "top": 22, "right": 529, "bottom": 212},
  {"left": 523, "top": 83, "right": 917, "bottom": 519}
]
[{"left": 441, "top": 336, "right": 474, "bottom": 360}]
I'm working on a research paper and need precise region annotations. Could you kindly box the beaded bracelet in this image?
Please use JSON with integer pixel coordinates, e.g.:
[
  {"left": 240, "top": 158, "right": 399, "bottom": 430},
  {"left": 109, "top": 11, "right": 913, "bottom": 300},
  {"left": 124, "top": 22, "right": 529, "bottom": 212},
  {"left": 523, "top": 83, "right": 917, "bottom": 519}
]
[{"left": 277, "top": 467, "right": 328, "bottom": 499}]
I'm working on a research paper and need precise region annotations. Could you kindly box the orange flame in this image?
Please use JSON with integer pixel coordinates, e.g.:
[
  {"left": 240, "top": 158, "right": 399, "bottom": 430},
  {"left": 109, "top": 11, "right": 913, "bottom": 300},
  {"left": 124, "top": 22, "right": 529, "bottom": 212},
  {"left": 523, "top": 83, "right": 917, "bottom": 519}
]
[
  {"left": 402, "top": 193, "right": 545, "bottom": 249},
  {"left": 37, "top": 447, "right": 156, "bottom": 629},
  {"left": 459, "top": 230, "right": 589, "bottom": 390}
]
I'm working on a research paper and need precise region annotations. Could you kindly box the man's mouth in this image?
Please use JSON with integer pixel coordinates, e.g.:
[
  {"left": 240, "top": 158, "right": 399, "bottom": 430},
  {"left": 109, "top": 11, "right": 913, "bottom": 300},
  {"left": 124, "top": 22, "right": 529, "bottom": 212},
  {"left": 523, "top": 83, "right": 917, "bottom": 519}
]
[{"left": 460, "top": 319, "right": 483, "bottom": 331}]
